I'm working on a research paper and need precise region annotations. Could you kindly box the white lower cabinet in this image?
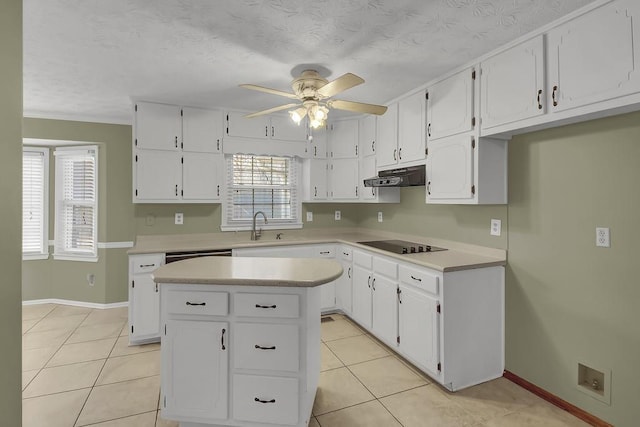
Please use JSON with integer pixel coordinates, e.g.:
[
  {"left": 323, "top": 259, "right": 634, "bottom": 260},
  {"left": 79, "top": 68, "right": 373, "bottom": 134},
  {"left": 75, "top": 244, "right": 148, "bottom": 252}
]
[
  {"left": 160, "top": 284, "right": 320, "bottom": 427},
  {"left": 162, "top": 319, "right": 228, "bottom": 421},
  {"left": 128, "top": 254, "right": 164, "bottom": 344},
  {"left": 371, "top": 274, "right": 398, "bottom": 348},
  {"left": 335, "top": 246, "right": 353, "bottom": 315}
]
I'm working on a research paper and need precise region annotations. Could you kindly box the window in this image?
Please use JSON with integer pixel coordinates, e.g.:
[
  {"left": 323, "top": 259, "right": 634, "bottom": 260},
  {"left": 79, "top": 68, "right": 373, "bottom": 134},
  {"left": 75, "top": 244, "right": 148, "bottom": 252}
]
[
  {"left": 54, "top": 146, "right": 98, "bottom": 261},
  {"left": 22, "top": 147, "right": 49, "bottom": 260},
  {"left": 222, "top": 154, "right": 301, "bottom": 230}
]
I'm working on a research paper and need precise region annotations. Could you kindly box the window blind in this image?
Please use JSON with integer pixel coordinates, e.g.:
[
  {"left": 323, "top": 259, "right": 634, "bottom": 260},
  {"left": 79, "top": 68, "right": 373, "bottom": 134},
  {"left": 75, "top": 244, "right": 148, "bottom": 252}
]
[
  {"left": 54, "top": 146, "right": 98, "bottom": 260},
  {"left": 223, "top": 154, "right": 300, "bottom": 229},
  {"left": 22, "top": 148, "right": 48, "bottom": 257}
]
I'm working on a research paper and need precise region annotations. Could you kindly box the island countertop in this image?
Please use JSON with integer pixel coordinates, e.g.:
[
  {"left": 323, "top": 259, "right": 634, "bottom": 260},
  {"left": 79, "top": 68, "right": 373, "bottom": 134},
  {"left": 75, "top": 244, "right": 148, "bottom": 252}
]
[{"left": 152, "top": 256, "right": 343, "bottom": 287}]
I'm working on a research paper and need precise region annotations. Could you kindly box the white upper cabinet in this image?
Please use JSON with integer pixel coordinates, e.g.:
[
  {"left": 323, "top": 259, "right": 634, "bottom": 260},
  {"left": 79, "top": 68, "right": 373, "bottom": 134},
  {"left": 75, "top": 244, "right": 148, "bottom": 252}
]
[
  {"left": 182, "top": 107, "right": 223, "bottom": 153},
  {"left": 182, "top": 153, "right": 224, "bottom": 201},
  {"left": 398, "top": 90, "right": 426, "bottom": 163},
  {"left": 547, "top": 0, "right": 640, "bottom": 113},
  {"left": 303, "top": 158, "right": 328, "bottom": 201},
  {"left": 329, "top": 120, "right": 359, "bottom": 158},
  {"left": 135, "top": 150, "right": 181, "bottom": 201},
  {"left": 135, "top": 102, "right": 182, "bottom": 151},
  {"left": 427, "top": 68, "right": 475, "bottom": 141},
  {"left": 480, "top": 36, "right": 545, "bottom": 130},
  {"left": 359, "top": 116, "right": 376, "bottom": 157},
  {"left": 329, "top": 158, "right": 359, "bottom": 200},
  {"left": 309, "top": 126, "right": 328, "bottom": 158},
  {"left": 376, "top": 102, "right": 399, "bottom": 168},
  {"left": 225, "top": 111, "right": 307, "bottom": 142},
  {"left": 426, "top": 135, "right": 475, "bottom": 202}
]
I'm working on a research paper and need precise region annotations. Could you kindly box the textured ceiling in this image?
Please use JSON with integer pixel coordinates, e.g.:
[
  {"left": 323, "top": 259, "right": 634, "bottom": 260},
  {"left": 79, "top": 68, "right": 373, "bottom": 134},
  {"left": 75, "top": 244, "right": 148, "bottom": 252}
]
[{"left": 23, "top": 0, "right": 596, "bottom": 124}]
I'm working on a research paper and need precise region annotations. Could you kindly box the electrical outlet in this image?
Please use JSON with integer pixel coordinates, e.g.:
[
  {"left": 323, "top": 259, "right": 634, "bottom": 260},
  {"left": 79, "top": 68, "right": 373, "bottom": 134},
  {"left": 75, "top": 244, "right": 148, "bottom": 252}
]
[
  {"left": 175, "top": 213, "right": 183, "bottom": 225},
  {"left": 86, "top": 274, "right": 95, "bottom": 286},
  {"left": 306, "top": 211, "right": 313, "bottom": 222},
  {"left": 378, "top": 212, "right": 383, "bottom": 222},
  {"left": 490, "top": 219, "right": 501, "bottom": 236},
  {"left": 145, "top": 214, "right": 155, "bottom": 226},
  {"left": 334, "top": 210, "right": 341, "bottom": 221},
  {"left": 596, "top": 227, "right": 610, "bottom": 247}
]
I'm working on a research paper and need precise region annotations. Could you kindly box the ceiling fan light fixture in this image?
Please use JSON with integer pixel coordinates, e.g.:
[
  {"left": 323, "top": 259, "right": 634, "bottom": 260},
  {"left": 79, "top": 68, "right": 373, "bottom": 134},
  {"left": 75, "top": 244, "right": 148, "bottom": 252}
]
[
  {"left": 289, "top": 107, "right": 308, "bottom": 125},
  {"left": 311, "top": 105, "right": 329, "bottom": 122},
  {"left": 309, "top": 117, "right": 324, "bottom": 129}
]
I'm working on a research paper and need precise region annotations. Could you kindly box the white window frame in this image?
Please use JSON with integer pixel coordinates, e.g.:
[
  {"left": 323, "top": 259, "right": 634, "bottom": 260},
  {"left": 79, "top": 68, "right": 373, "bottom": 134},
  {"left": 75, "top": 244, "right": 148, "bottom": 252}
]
[
  {"left": 221, "top": 154, "right": 302, "bottom": 231},
  {"left": 22, "top": 147, "right": 50, "bottom": 260},
  {"left": 53, "top": 145, "right": 99, "bottom": 262}
]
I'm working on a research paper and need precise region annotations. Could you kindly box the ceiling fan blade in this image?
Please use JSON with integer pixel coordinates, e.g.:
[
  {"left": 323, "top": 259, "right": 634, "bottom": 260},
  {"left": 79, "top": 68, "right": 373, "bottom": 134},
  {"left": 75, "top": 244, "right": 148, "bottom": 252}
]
[
  {"left": 328, "top": 99, "right": 388, "bottom": 115},
  {"left": 244, "top": 103, "right": 300, "bottom": 118},
  {"left": 239, "top": 84, "right": 299, "bottom": 99},
  {"left": 317, "top": 73, "right": 364, "bottom": 98}
]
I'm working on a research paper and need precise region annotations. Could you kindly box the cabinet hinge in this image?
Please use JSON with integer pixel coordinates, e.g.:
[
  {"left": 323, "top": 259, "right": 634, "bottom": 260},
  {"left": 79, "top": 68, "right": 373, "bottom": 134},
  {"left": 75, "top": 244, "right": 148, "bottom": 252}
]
[
  {"left": 131, "top": 280, "right": 134, "bottom": 288},
  {"left": 425, "top": 147, "right": 428, "bottom": 156},
  {"left": 471, "top": 138, "right": 476, "bottom": 149},
  {"left": 181, "top": 190, "right": 183, "bottom": 197},
  {"left": 135, "top": 139, "right": 137, "bottom": 147},
  {"left": 437, "top": 362, "right": 442, "bottom": 372},
  {"left": 164, "top": 324, "right": 167, "bottom": 335},
  {"left": 471, "top": 117, "right": 476, "bottom": 128},
  {"left": 472, "top": 70, "right": 476, "bottom": 80},
  {"left": 397, "top": 335, "right": 400, "bottom": 344},
  {"left": 471, "top": 185, "right": 476, "bottom": 195},
  {"left": 131, "top": 325, "right": 134, "bottom": 334},
  {"left": 425, "top": 92, "right": 429, "bottom": 100},
  {"left": 180, "top": 142, "right": 183, "bottom": 149},
  {"left": 437, "top": 303, "right": 441, "bottom": 314},
  {"left": 164, "top": 396, "right": 166, "bottom": 408},
  {"left": 135, "top": 189, "right": 138, "bottom": 196},
  {"left": 355, "top": 145, "right": 358, "bottom": 156},
  {"left": 180, "top": 109, "right": 183, "bottom": 117},
  {"left": 134, "top": 104, "right": 137, "bottom": 112},
  {"left": 181, "top": 157, "right": 183, "bottom": 164}
]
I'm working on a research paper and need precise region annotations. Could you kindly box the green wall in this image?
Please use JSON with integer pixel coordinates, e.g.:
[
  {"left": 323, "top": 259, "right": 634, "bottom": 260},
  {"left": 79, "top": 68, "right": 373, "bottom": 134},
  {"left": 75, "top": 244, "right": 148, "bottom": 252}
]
[
  {"left": 22, "top": 119, "right": 133, "bottom": 304},
  {"left": 0, "top": 0, "right": 23, "bottom": 423},
  {"left": 507, "top": 111, "right": 640, "bottom": 426}
]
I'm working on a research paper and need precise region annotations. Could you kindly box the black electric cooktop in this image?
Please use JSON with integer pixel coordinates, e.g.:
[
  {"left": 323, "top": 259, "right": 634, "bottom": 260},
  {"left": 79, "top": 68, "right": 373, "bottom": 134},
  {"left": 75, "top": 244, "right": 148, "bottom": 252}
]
[{"left": 358, "top": 240, "right": 447, "bottom": 255}]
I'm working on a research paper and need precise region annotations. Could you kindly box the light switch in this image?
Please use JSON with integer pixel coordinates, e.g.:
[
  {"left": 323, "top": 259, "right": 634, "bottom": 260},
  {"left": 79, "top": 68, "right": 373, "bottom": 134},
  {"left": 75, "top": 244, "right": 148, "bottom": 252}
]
[{"left": 306, "top": 211, "right": 313, "bottom": 222}]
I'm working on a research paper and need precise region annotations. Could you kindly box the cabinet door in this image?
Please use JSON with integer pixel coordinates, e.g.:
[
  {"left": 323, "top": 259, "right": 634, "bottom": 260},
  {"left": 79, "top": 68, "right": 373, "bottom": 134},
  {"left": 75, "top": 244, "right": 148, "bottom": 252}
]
[
  {"left": 351, "top": 264, "right": 372, "bottom": 329},
  {"left": 270, "top": 115, "right": 308, "bottom": 142},
  {"left": 135, "top": 150, "right": 181, "bottom": 201},
  {"left": 399, "top": 285, "right": 439, "bottom": 374},
  {"left": 371, "top": 275, "right": 398, "bottom": 348},
  {"left": 376, "top": 102, "right": 398, "bottom": 168},
  {"left": 398, "top": 91, "right": 426, "bottom": 164},
  {"left": 182, "top": 107, "right": 223, "bottom": 153},
  {"left": 226, "top": 111, "right": 269, "bottom": 139},
  {"left": 135, "top": 102, "right": 181, "bottom": 151},
  {"left": 310, "top": 126, "right": 328, "bottom": 158},
  {"left": 359, "top": 116, "right": 377, "bottom": 157},
  {"left": 182, "top": 153, "right": 224, "bottom": 201},
  {"left": 329, "top": 158, "right": 359, "bottom": 200},
  {"left": 359, "top": 155, "right": 377, "bottom": 200},
  {"left": 426, "top": 135, "right": 474, "bottom": 202},
  {"left": 336, "top": 260, "right": 353, "bottom": 314},
  {"left": 130, "top": 274, "right": 160, "bottom": 340},
  {"left": 427, "top": 68, "right": 475, "bottom": 140},
  {"left": 308, "top": 159, "right": 328, "bottom": 200},
  {"left": 480, "top": 36, "right": 545, "bottom": 130},
  {"left": 162, "top": 320, "right": 228, "bottom": 421},
  {"left": 329, "top": 120, "right": 359, "bottom": 158},
  {"left": 320, "top": 282, "right": 336, "bottom": 311},
  {"left": 547, "top": 0, "right": 640, "bottom": 113}
]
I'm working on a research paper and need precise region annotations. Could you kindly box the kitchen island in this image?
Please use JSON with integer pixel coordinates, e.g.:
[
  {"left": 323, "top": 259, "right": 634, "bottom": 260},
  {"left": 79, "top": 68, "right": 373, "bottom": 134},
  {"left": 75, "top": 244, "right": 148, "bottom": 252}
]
[{"left": 153, "top": 256, "right": 343, "bottom": 427}]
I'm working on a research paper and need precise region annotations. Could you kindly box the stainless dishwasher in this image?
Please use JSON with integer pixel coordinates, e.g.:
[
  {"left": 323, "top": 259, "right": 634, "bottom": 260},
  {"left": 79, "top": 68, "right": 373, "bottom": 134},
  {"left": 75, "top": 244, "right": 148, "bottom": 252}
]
[{"left": 164, "top": 248, "right": 232, "bottom": 264}]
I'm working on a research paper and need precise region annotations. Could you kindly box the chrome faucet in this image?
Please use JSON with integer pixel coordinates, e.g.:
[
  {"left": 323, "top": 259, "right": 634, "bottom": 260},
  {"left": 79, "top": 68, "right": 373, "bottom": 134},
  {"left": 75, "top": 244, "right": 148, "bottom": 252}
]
[{"left": 251, "top": 211, "right": 268, "bottom": 240}]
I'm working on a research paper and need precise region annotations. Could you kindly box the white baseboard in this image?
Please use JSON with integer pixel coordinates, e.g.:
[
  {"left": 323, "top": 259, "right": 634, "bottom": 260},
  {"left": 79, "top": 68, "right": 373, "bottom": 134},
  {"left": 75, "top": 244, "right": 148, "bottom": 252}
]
[{"left": 22, "top": 298, "right": 128, "bottom": 310}]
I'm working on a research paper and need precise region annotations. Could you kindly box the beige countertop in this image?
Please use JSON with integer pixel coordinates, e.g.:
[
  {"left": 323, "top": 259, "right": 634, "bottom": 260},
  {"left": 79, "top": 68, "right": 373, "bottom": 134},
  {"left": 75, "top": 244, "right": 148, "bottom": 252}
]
[
  {"left": 131, "top": 228, "right": 506, "bottom": 272},
  {"left": 152, "top": 256, "right": 343, "bottom": 287}
]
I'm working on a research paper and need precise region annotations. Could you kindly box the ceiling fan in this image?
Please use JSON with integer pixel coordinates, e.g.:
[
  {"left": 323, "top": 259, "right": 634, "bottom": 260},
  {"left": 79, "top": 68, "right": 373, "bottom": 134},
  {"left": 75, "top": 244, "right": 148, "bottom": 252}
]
[{"left": 239, "top": 69, "right": 387, "bottom": 129}]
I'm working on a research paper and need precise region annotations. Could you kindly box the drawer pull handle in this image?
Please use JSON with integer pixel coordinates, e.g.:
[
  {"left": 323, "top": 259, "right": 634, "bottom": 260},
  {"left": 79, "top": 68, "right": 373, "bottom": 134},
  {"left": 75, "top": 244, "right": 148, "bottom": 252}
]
[
  {"left": 255, "top": 304, "right": 277, "bottom": 309},
  {"left": 254, "top": 398, "right": 276, "bottom": 404},
  {"left": 139, "top": 264, "right": 156, "bottom": 268},
  {"left": 319, "top": 251, "right": 330, "bottom": 255},
  {"left": 255, "top": 344, "right": 276, "bottom": 350},
  {"left": 186, "top": 302, "right": 206, "bottom": 306},
  {"left": 410, "top": 275, "right": 422, "bottom": 282},
  {"left": 221, "top": 328, "right": 226, "bottom": 350}
]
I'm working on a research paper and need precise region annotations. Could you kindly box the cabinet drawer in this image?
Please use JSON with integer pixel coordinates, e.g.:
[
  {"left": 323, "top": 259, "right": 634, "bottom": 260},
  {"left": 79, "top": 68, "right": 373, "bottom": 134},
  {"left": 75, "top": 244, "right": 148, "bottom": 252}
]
[
  {"left": 131, "top": 254, "right": 163, "bottom": 274},
  {"left": 309, "top": 245, "right": 334, "bottom": 258},
  {"left": 399, "top": 265, "right": 439, "bottom": 295},
  {"left": 233, "top": 374, "right": 298, "bottom": 425},
  {"left": 234, "top": 323, "right": 299, "bottom": 372},
  {"left": 353, "top": 250, "right": 372, "bottom": 269},
  {"left": 166, "top": 290, "right": 228, "bottom": 316},
  {"left": 373, "top": 256, "right": 398, "bottom": 279},
  {"left": 339, "top": 246, "right": 353, "bottom": 261},
  {"left": 234, "top": 293, "right": 299, "bottom": 318}
]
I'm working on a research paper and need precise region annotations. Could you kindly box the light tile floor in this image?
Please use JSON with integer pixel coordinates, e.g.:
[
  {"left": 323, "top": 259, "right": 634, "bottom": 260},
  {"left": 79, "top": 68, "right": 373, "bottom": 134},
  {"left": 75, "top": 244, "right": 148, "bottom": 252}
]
[{"left": 22, "top": 304, "right": 590, "bottom": 427}]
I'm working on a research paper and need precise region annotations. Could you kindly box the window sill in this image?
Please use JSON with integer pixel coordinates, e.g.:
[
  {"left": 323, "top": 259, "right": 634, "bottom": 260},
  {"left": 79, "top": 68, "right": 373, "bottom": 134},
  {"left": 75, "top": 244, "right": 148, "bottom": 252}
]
[
  {"left": 53, "top": 254, "right": 99, "bottom": 263},
  {"left": 220, "top": 222, "right": 303, "bottom": 232},
  {"left": 23, "top": 254, "right": 50, "bottom": 261}
]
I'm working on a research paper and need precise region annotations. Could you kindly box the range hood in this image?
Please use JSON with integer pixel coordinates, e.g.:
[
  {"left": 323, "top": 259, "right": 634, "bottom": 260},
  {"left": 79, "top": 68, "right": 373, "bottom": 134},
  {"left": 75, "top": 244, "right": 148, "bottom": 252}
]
[{"left": 363, "top": 165, "right": 425, "bottom": 187}]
